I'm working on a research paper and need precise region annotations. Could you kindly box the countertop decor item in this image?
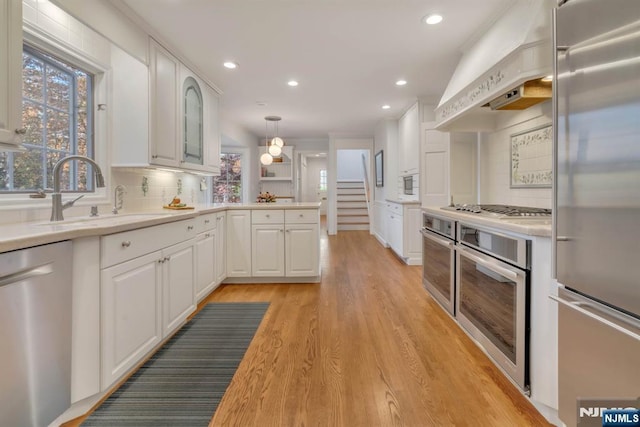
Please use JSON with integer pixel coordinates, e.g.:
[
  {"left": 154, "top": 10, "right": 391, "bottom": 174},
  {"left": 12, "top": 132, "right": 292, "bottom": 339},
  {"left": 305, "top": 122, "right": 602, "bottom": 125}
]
[{"left": 256, "top": 192, "right": 277, "bottom": 203}]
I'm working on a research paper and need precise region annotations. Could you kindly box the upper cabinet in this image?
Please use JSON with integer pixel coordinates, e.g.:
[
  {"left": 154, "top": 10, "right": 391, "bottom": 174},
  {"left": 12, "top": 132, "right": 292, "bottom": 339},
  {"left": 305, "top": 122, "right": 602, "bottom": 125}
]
[
  {"left": 398, "top": 102, "right": 420, "bottom": 176},
  {"left": 112, "top": 38, "right": 220, "bottom": 174},
  {"left": 0, "top": 0, "right": 25, "bottom": 150}
]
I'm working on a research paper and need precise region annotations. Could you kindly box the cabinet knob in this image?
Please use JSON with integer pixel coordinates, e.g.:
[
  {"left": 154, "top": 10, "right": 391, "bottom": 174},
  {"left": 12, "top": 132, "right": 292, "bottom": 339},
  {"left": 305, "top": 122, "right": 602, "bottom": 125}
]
[
  {"left": 157, "top": 258, "right": 164, "bottom": 264},
  {"left": 165, "top": 256, "right": 171, "bottom": 261},
  {"left": 299, "top": 214, "right": 303, "bottom": 218},
  {"left": 266, "top": 214, "right": 270, "bottom": 218},
  {"left": 151, "top": 155, "right": 158, "bottom": 159},
  {"left": 280, "top": 229, "right": 284, "bottom": 232},
  {"left": 121, "top": 241, "right": 131, "bottom": 247},
  {"left": 204, "top": 219, "right": 210, "bottom": 224},
  {"left": 15, "top": 128, "right": 26, "bottom": 135},
  {"left": 205, "top": 233, "right": 210, "bottom": 238},
  {"left": 187, "top": 225, "right": 194, "bottom": 230}
]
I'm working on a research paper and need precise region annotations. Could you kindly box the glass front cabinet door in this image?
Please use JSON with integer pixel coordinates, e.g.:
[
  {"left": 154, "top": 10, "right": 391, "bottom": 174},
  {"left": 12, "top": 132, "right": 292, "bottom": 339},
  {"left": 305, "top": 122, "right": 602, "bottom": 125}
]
[{"left": 182, "top": 76, "right": 203, "bottom": 165}]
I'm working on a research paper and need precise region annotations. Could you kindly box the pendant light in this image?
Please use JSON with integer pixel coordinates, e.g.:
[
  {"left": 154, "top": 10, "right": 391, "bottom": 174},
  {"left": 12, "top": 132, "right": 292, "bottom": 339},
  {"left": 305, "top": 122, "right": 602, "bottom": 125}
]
[{"left": 261, "top": 116, "right": 285, "bottom": 165}]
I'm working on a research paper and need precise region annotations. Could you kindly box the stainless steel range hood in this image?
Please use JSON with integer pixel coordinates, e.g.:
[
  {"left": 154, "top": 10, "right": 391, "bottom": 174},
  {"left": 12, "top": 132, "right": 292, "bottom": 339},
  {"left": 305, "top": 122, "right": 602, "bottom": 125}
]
[
  {"left": 487, "top": 78, "right": 552, "bottom": 110},
  {"left": 434, "top": 0, "right": 555, "bottom": 130}
]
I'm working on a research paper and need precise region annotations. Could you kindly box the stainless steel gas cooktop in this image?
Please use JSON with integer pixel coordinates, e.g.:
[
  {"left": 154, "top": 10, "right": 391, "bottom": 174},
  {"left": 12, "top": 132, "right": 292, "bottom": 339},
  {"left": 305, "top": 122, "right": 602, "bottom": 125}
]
[{"left": 442, "top": 204, "right": 552, "bottom": 219}]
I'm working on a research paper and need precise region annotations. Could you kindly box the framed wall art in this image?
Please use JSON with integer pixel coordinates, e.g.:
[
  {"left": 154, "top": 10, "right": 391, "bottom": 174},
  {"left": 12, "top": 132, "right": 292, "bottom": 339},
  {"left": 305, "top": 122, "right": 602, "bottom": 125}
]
[
  {"left": 510, "top": 124, "right": 553, "bottom": 188},
  {"left": 375, "top": 150, "right": 384, "bottom": 187}
]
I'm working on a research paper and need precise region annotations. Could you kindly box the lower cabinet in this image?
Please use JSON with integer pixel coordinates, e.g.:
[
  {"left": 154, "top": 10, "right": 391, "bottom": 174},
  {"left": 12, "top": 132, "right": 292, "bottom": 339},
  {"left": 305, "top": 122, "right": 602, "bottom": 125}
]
[
  {"left": 385, "top": 201, "right": 422, "bottom": 265},
  {"left": 215, "top": 212, "right": 226, "bottom": 283},
  {"left": 195, "top": 229, "right": 216, "bottom": 301},
  {"left": 226, "top": 210, "right": 252, "bottom": 277},
  {"left": 225, "top": 208, "right": 321, "bottom": 282},
  {"left": 99, "top": 220, "right": 196, "bottom": 389},
  {"left": 162, "top": 240, "right": 195, "bottom": 336},
  {"left": 285, "top": 223, "right": 320, "bottom": 277},
  {"left": 252, "top": 224, "right": 285, "bottom": 276},
  {"left": 101, "top": 251, "right": 162, "bottom": 388}
]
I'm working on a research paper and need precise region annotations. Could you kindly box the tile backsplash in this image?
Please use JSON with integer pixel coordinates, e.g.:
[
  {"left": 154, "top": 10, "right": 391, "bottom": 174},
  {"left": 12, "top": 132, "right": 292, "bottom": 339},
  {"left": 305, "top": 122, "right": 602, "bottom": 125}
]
[
  {"left": 111, "top": 169, "right": 207, "bottom": 211},
  {"left": 479, "top": 103, "right": 553, "bottom": 209}
]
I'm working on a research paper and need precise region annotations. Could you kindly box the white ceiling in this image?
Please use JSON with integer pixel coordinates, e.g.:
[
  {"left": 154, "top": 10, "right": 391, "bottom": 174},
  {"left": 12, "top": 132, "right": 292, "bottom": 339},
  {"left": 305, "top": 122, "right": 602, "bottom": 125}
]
[{"left": 120, "top": 0, "right": 510, "bottom": 140}]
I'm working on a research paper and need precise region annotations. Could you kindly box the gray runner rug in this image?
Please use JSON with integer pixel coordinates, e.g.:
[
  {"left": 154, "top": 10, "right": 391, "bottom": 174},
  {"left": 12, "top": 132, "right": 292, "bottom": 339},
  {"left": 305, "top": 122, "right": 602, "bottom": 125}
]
[{"left": 82, "top": 302, "right": 269, "bottom": 427}]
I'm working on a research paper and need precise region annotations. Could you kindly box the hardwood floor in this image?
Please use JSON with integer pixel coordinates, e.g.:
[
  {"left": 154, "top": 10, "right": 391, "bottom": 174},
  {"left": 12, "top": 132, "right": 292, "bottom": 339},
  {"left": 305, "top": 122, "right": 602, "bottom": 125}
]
[{"left": 66, "top": 222, "right": 550, "bottom": 427}]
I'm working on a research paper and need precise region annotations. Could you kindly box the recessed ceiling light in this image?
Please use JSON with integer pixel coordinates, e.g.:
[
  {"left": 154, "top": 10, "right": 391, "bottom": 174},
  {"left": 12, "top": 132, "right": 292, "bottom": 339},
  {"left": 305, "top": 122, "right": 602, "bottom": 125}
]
[
  {"left": 424, "top": 14, "right": 443, "bottom": 25},
  {"left": 382, "top": 105, "right": 391, "bottom": 110},
  {"left": 223, "top": 61, "right": 238, "bottom": 69},
  {"left": 395, "top": 80, "right": 407, "bottom": 86},
  {"left": 288, "top": 80, "right": 299, "bottom": 87}
]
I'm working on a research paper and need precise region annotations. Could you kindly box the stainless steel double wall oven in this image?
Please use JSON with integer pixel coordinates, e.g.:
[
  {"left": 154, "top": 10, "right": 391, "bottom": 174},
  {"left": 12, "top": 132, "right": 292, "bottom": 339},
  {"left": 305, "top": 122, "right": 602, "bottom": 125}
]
[{"left": 422, "top": 212, "right": 532, "bottom": 392}]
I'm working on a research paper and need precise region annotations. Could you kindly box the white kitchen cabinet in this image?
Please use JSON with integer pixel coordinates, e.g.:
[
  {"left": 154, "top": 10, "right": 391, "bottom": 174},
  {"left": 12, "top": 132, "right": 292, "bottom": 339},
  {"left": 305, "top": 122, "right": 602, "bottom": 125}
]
[
  {"left": 226, "top": 210, "right": 252, "bottom": 277},
  {"left": 385, "top": 201, "right": 422, "bottom": 265},
  {"left": 0, "top": 0, "right": 24, "bottom": 149},
  {"left": 111, "top": 44, "right": 149, "bottom": 167},
  {"left": 215, "top": 212, "right": 226, "bottom": 283},
  {"left": 162, "top": 239, "right": 195, "bottom": 336},
  {"left": 101, "top": 251, "right": 163, "bottom": 388},
  {"left": 204, "top": 84, "right": 221, "bottom": 172},
  {"left": 99, "top": 219, "right": 196, "bottom": 389},
  {"left": 422, "top": 124, "right": 477, "bottom": 207},
  {"left": 251, "top": 209, "right": 285, "bottom": 276},
  {"left": 149, "top": 39, "right": 180, "bottom": 168},
  {"left": 195, "top": 213, "right": 218, "bottom": 302},
  {"left": 134, "top": 39, "right": 220, "bottom": 174},
  {"left": 285, "top": 223, "right": 320, "bottom": 277},
  {"left": 252, "top": 225, "right": 285, "bottom": 276},
  {"left": 398, "top": 102, "right": 420, "bottom": 176}
]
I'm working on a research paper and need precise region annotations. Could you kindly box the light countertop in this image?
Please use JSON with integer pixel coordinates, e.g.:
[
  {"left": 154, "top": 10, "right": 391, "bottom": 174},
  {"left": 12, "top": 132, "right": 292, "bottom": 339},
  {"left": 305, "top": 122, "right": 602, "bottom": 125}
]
[
  {"left": 0, "top": 202, "right": 321, "bottom": 253},
  {"left": 385, "top": 198, "right": 421, "bottom": 205},
  {"left": 422, "top": 206, "right": 552, "bottom": 237}
]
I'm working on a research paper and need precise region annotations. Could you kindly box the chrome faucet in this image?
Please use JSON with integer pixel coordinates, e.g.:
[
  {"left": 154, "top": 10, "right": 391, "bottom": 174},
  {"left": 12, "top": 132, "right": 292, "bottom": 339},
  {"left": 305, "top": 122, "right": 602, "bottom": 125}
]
[
  {"left": 50, "top": 155, "right": 105, "bottom": 221},
  {"left": 112, "top": 184, "right": 126, "bottom": 214}
]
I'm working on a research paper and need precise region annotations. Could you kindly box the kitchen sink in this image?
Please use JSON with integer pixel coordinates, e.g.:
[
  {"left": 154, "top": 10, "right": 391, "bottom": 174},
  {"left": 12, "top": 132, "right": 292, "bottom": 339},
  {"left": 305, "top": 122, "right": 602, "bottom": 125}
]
[{"left": 35, "top": 212, "right": 176, "bottom": 228}]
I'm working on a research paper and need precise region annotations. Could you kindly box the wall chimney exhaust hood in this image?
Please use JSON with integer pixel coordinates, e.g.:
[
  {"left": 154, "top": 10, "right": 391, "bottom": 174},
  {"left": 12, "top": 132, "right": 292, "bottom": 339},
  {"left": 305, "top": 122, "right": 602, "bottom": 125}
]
[
  {"left": 486, "top": 78, "right": 552, "bottom": 111},
  {"left": 434, "top": 0, "right": 555, "bottom": 131}
]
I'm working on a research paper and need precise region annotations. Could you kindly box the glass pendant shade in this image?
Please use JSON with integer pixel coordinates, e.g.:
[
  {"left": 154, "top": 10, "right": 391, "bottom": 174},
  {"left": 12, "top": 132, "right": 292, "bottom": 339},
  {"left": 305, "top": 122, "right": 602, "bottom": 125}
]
[
  {"left": 268, "top": 143, "right": 282, "bottom": 156},
  {"left": 260, "top": 152, "right": 273, "bottom": 165},
  {"left": 271, "top": 137, "right": 284, "bottom": 148}
]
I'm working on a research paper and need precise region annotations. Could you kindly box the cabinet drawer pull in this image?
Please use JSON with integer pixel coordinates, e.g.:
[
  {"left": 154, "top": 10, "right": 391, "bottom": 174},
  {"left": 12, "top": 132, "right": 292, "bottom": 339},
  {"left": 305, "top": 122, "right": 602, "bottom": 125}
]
[
  {"left": 187, "top": 225, "right": 194, "bottom": 231},
  {"left": 299, "top": 214, "right": 304, "bottom": 217},
  {"left": 121, "top": 241, "right": 131, "bottom": 247}
]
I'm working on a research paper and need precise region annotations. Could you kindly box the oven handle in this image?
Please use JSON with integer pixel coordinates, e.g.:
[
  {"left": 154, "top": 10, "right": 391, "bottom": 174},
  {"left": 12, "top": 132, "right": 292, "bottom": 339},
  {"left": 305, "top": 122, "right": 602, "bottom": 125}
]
[
  {"left": 420, "top": 228, "right": 454, "bottom": 248},
  {"left": 457, "top": 245, "right": 522, "bottom": 281}
]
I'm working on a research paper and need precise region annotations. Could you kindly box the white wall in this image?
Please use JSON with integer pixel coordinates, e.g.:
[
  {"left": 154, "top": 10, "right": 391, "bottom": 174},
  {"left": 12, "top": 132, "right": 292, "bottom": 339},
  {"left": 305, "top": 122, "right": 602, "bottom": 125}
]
[
  {"left": 336, "top": 149, "right": 369, "bottom": 181},
  {"left": 479, "top": 101, "right": 552, "bottom": 208}
]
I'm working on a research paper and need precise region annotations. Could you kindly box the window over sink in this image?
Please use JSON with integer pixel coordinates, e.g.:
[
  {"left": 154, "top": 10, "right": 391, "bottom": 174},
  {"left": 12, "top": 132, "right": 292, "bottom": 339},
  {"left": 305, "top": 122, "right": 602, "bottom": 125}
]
[{"left": 0, "top": 45, "right": 94, "bottom": 193}]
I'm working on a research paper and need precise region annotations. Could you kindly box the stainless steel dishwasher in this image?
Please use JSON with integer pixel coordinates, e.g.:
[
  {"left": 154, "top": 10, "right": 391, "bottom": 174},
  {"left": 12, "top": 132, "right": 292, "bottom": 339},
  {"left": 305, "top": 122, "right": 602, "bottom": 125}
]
[{"left": 0, "top": 241, "right": 72, "bottom": 427}]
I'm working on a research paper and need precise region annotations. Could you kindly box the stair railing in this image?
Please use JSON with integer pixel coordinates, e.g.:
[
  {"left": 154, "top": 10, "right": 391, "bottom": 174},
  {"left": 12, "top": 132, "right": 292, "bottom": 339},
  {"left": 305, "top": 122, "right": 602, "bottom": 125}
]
[{"left": 361, "top": 153, "right": 371, "bottom": 217}]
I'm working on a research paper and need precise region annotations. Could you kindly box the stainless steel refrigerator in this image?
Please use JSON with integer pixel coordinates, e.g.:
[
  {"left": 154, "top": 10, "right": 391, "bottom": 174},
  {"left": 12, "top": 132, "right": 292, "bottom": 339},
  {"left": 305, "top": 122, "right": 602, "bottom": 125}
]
[{"left": 553, "top": 1, "right": 640, "bottom": 426}]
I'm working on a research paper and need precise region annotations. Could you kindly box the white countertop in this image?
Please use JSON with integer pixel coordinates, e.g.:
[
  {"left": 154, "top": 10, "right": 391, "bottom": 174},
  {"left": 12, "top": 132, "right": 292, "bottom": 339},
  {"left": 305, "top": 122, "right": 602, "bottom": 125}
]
[
  {"left": 385, "top": 198, "right": 421, "bottom": 205},
  {"left": 422, "top": 206, "right": 552, "bottom": 237},
  {"left": 0, "top": 202, "right": 321, "bottom": 253}
]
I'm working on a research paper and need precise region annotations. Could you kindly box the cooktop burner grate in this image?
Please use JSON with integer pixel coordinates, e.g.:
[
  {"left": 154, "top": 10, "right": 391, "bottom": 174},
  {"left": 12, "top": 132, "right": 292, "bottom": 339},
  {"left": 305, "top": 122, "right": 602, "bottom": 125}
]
[{"left": 478, "top": 204, "right": 552, "bottom": 216}]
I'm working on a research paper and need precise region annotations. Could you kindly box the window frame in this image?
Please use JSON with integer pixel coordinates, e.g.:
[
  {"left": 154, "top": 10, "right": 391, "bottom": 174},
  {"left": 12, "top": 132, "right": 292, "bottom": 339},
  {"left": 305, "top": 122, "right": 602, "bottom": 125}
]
[
  {"left": 213, "top": 151, "right": 244, "bottom": 203},
  {"left": 0, "top": 28, "right": 109, "bottom": 208}
]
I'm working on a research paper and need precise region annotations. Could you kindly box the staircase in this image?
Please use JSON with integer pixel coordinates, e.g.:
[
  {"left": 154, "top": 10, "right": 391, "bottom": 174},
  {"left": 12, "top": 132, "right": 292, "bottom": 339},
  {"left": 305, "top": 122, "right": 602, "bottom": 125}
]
[{"left": 336, "top": 181, "right": 370, "bottom": 231}]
